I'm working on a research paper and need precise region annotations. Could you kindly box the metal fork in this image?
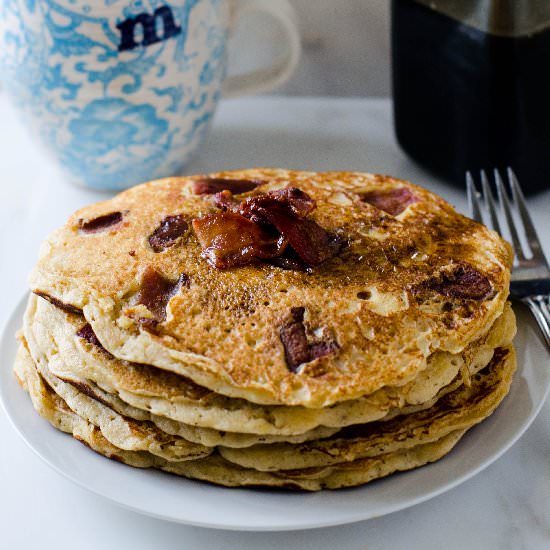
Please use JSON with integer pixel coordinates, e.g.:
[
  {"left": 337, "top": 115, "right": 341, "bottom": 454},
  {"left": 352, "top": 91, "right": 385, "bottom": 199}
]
[{"left": 466, "top": 168, "right": 550, "bottom": 350}]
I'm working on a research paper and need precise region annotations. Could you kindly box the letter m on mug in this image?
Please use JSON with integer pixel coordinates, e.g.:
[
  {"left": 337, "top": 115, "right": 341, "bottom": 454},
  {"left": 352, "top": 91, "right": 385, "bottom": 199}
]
[{"left": 117, "top": 6, "right": 182, "bottom": 52}]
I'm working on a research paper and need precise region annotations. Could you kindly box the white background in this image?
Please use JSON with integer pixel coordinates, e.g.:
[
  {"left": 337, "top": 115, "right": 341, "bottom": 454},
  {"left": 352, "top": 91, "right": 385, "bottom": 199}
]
[
  {"left": 1, "top": 1, "right": 550, "bottom": 548},
  {"left": 280, "top": 1, "right": 390, "bottom": 97},
  {"left": 1, "top": 94, "right": 550, "bottom": 550},
  {"left": 232, "top": 0, "right": 391, "bottom": 97}
]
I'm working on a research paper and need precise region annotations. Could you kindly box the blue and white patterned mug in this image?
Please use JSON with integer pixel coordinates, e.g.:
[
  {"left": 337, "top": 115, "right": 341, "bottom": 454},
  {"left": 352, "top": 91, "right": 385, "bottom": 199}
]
[{"left": 0, "top": 0, "right": 300, "bottom": 190}]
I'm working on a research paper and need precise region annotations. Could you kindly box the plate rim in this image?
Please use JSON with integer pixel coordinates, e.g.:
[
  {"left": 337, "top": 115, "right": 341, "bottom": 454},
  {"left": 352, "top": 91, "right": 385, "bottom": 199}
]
[{"left": 1, "top": 292, "right": 549, "bottom": 531}]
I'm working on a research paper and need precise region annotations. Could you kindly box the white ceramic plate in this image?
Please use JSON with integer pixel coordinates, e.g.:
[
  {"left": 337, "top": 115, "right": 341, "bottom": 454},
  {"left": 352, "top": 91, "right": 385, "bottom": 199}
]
[{"left": 1, "top": 295, "right": 549, "bottom": 531}]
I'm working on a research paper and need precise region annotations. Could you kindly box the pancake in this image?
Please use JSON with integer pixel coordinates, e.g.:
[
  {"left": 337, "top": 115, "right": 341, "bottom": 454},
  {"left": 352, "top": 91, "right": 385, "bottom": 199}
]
[
  {"left": 23, "top": 310, "right": 341, "bottom": 447},
  {"left": 18, "top": 314, "right": 495, "bottom": 457},
  {"left": 24, "top": 293, "right": 516, "bottom": 437},
  {"left": 21, "top": 338, "right": 212, "bottom": 462},
  {"left": 29, "top": 169, "right": 512, "bottom": 407},
  {"left": 13, "top": 344, "right": 467, "bottom": 491},
  {"left": 219, "top": 347, "right": 516, "bottom": 470},
  {"left": 162, "top": 432, "right": 466, "bottom": 491},
  {"left": 14, "top": 344, "right": 179, "bottom": 470},
  {"left": 21, "top": 329, "right": 516, "bottom": 473}
]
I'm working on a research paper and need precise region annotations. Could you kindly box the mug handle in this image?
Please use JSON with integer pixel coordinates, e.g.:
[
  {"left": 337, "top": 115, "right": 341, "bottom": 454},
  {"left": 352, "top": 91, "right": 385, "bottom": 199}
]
[{"left": 222, "top": 0, "right": 301, "bottom": 97}]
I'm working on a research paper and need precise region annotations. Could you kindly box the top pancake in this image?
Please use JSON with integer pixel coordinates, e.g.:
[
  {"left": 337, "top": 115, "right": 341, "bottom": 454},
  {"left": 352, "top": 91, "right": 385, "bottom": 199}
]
[{"left": 30, "top": 169, "right": 512, "bottom": 407}]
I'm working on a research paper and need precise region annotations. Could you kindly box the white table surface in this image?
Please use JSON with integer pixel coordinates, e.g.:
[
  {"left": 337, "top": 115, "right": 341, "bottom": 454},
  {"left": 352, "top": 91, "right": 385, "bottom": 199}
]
[{"left": 1, "top": 95, "right": 549, "bottom": 549}]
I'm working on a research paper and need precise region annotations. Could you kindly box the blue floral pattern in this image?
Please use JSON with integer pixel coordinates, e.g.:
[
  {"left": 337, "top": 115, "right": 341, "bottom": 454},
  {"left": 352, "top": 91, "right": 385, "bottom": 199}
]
[{"left": 0, "top": 0, "right": 228, "bottom": 189}]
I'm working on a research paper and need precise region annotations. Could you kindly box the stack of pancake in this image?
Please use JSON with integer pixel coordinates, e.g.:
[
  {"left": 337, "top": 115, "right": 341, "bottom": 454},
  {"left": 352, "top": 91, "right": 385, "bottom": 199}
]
[{"left": 14, "top": 169, "right": 516, "bottom": 490}]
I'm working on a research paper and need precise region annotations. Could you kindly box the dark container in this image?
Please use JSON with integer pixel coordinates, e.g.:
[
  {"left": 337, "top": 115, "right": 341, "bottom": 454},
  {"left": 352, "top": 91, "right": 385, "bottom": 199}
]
[{"left": 391, "top": 0, "right": 550, "bottom": 194}]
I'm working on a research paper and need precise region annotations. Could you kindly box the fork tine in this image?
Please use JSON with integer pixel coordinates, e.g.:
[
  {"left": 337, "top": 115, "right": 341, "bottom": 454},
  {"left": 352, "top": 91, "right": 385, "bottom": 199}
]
[
  {"left": 466, "top": 172, "right": 483, "bottom": 224},
  {"left": 524, "top": 297, "right": 550, "bottom": 349},
  {"left": 480, "top": 170, "right": 502, "bottom": 234},
  {"left": 494, "top": 168, "right": 526, "bottom": 261},
  {"left": 507, "top": 167, "right": 547, "bottom": 262}
]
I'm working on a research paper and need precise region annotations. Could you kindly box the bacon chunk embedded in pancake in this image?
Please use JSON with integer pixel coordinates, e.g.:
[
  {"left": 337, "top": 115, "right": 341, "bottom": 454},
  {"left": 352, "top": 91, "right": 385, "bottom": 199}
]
[
  {"left": 134, "top": 267, "right": 188, "bottom": 324},
  {"left": 280, "top": 307, "right": 339, "bottom": 372},
  {"left": 78, "top": 212, "right": 124, "bottom": 233},
  {"left": 148, "top": 215, "right": 188, "bottom": 252},
  {"left": 361, "top": 187, "right": 418, "bottom": 216},
  {"left": 414, "top": 262, "right": 492, "bottom": 301}
]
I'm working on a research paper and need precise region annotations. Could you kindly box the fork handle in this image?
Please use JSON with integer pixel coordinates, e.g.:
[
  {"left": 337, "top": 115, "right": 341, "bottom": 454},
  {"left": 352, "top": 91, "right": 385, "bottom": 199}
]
[{"left": 522, "top": 296, "right": 550, "bottom": 350}]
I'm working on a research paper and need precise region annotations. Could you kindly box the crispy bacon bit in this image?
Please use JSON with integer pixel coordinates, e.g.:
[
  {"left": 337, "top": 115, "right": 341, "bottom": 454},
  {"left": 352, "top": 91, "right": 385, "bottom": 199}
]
[
  {"left": 76, "top": 323, "right": 113, "bottom": 358},
  {"left": 78, "top": 211, "right": 123, "bottom": 233},
  {"left": 361, "top": 187, "right": 418, "bottom": 216},
  {"left": 192, "top": 178, "right": 264, "bottom": 195},
  {"left": 214, "top": 188, "right": 316, "bottom": 221},
  {"left": 136, "top": 267, "right": 188, "bottom": 323},
  {"left": 192, "top": 212, "right": 286, "bottom": 269},
  {"left": 34, "top": 291, "right": 82, "bottom": 315},
  {"left": 194, "top": 187, "right": 342, "bottom": 270},
  {"left": 148, "top": 214, "right": 188, "bottom": 252},
  {"left": 240, "top": 188, "right": 316, "bottom": 222},
  {"left": 213, "top": 190, "right": 241, "bottom": 213},
  {"left": 272, "top": 188, "right": 317, "bottom": 217},
  {"left": 415, "top": 262, "right": 492, "bottom": 300},
  {"left": 252, "top": 203, "right": 342, "bottom": 266},
  {"left": 240, "top": 188, "right": 341, "bottom": 266},
  {"left": 279, "top": 307, "right": 339, "bottom": 373}
]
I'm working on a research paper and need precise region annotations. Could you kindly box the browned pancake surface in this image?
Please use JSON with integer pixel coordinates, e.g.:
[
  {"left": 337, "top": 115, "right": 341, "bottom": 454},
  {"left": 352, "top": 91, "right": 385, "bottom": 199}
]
[{"left": 30, "top": 169, "right": 512, "bottom": 406}]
